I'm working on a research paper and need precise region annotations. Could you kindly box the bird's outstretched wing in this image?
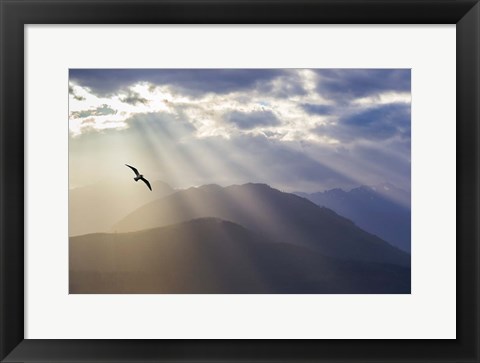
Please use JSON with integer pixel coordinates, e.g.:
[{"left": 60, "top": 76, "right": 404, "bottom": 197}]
[
  {"left": 125, "top": 164, "right": 140, "bottom": 176},
  {"left": 140, "top": 177, "right": 152, "bottom": 191}
]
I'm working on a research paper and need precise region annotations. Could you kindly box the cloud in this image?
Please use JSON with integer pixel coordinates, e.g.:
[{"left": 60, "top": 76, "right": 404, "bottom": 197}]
[
  {"left": 120, "top": 90, "right": 149, "bottom": 105},
  {"left": 316, "top": 103, "right": 411, "bottom": 142},
  {"left": 255, "top": 70, "right": 307, "bottom": 98},
  {"left": 302, "top": 103, "right": 333, "bottom": 115},
  {"left": 70, "top": 104, "right": 117, "bottom": 119},
  {"left": 69, "top": 69, "right": 411, "bottom": 142},
  {"left": 225, "top": 110, "right": 280, "bottom": 130},
  {"left": 69, "top": 69, "right": 412, "bottom": 193},
  {"left": 69, "top": 85, "right": 86, "bottom": 101},
  {"left": 81, "top": 117, "right": 96, "bottom": 125},
  {"left": 315, "top": 69, "right": 411, "bottom": 102},
  {"left": 69, "top": 69, "right": 286, "bottom": 97}
]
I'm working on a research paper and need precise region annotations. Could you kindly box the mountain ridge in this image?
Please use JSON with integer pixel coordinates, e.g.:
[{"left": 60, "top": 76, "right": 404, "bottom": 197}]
[
  {"left": 70, "top": 217, "right": 410, "bottom": 294},
  {"left": 295, "top": 183, "right": 411, "bottom": 252},
  {"left": 112, "top": 183, "right": 410, "bottom": 267}
]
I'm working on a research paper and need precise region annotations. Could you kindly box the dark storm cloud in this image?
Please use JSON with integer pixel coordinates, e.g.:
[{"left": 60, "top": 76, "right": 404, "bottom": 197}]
[
  {"left": 69, "top": 85, "right": 85, "bottom": 101},
  {"left": 70, "top": 104, "right": 117, "bottom": 119},
  {"left": 255, "top": 70, "right": 306, "bottom": 98},
  {"left": 226, "top": 110, "right": 280, "bottom": 130},
  {"left": 315, "top": 69, "right": 411, "bottom": 102},
  {"left": 120, "top": 90, "right": 149, "bottom": 105},
  {"left": 302, "top": 103, "right": 333, "bottom": 115},
  {"left": 316, "top": 103, "right": 411, "bottom": 142},
  {"left": 69, "top": 69, "right": 286, "bottom": 97}
]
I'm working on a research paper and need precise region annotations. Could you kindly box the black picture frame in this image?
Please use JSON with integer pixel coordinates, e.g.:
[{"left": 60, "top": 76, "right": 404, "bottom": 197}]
[{"left": 1, "top": 1, "right": 479, "bottom": 362}]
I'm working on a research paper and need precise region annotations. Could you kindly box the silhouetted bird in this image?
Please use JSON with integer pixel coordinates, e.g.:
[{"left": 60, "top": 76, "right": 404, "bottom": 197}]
[{"left": 125, "top": 164, "right": 152, "bottom": 191}]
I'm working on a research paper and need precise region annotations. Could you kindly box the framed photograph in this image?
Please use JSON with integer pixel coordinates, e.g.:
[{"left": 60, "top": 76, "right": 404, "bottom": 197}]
[
  {"left": 1, "top": 0, "right": 478, "bottom": 362},
  {"left": 68, "top": 67, "right": 412, "bottom": 295}
]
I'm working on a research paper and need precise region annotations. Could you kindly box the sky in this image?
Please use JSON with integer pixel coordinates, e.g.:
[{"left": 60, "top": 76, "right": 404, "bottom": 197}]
[{"left": 68, "top": 69, "right": 411, "bottom": 194}]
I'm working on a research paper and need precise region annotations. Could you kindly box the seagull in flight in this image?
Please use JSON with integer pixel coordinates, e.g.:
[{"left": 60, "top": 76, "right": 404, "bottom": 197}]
[{"left": 125, "top": 164, "right": 152, "bottom": 191}]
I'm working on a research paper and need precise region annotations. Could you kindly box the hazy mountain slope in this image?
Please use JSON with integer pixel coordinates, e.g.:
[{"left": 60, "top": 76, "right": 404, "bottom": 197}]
[
  {"left": 296, "top": 183, "right": 411, "bottom": 252},
  {"left": 113, "top": 183, "right": 410, "bottom": 267},
  {"left": 69, "top": 179, "right": 174, "bottom": 236},
  {"left": 70, "top": 218, "right": 410, "bottom": 294}
]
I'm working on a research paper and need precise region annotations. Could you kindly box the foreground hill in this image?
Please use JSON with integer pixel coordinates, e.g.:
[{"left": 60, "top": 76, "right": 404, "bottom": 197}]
[
  {"left": 296, "top": 183, "right": 411, "bottom": 252},
  {"left": 69, "top": 179, "right": 174, "bottom": 236},
  {"left": 113, "top": 183, "right": 410, "bottom": 267},
  {"left": 70, "top": 218, "right": 410, "bottom": 294}
]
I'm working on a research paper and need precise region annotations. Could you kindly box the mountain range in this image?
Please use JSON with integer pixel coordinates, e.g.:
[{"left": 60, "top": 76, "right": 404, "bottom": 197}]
[
  {"left": 113, "top": 183, "right": 409, "bottom": 267},
  {"left": 69, "top": 181, "right": 411, "bottom": 294},
  {"left": 70, "top": 218, "right": 410, "bottom": 294},
  {"left": 295, "top": 183, "right": 411, "bottom": 252}
]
